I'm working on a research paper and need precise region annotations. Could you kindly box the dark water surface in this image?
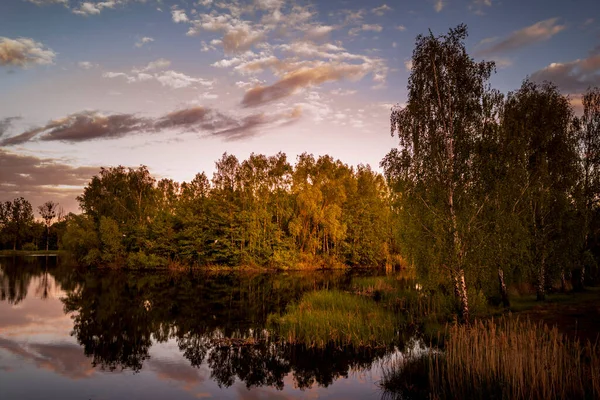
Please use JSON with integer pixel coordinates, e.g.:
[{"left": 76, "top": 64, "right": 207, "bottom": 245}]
[{"left": 0, "top": 256, "right": 415, "bottom": 400}]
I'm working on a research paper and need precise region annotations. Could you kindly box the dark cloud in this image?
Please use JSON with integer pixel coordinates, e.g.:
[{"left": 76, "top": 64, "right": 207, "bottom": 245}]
[
  {"left": 0, "top": 111, "right": 152, "bottom": 146},
  {"left": 530, "top": 54, "right": 600, "bottom": 94},
  {"left": 147, "top": 357, "right": 205, "bottom": 387},
  {"left": 0, "top": 116, "right": 20, "bottom": 138},
  {"left": 213, "top": 106, "right": 303, "bottom": 140},
  {"left": 0, "top": 149, "right": 98, "bottom": 212},
  {"left": 475, "top": 18, "right": 565, "bottom": 57},
  {"left": 241, "top": 64, "right": 367, "bottom": 107},
  {"left": 1, "top": 105, "right": 303, "bottom": 146},
  {"left": 0, "top": 338, "right": 95, "bottom": 380}
]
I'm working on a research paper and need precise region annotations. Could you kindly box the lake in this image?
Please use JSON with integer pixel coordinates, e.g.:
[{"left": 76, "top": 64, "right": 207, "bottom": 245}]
[{"left": 0, "top": 256, "right": 420, "bottom": 400}]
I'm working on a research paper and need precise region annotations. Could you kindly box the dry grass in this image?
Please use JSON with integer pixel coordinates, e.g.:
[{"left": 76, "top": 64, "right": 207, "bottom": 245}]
[
  {"left": 380, "top": 317, "right": 599, "bottom": 399},
  {"left": 431, "top": 317, "right": 600, "bottom": 399}
]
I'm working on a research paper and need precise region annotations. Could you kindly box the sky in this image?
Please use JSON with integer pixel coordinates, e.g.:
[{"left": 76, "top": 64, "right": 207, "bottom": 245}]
[{"left": 1, "top": 0, "right": 599, "bottom": 213}]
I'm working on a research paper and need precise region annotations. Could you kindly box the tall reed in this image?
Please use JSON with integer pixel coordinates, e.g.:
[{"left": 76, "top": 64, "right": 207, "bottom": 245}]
[{"left": 430, "top": 317, "right": 600, "bottom": 399}]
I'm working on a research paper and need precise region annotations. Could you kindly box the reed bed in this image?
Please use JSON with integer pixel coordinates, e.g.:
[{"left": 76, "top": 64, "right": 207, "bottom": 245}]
[
  {"left": 381, "top": 317, "right": 600, "bottom": 400},
  {"left": 267, "top": 290, "right": 398, "bottom": 348}
]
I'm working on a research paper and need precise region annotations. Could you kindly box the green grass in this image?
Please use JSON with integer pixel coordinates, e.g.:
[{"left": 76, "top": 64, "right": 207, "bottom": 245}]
[
  {"left": 510, "top": 286, "right": 600, "bottom": 312},
  {"left": 267, "top": 290, "right": 399, "bottom": 348}
]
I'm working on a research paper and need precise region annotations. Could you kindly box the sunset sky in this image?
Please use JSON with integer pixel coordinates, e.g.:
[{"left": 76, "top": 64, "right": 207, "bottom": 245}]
[{"left": 1, "top": 0, "right": 599, "bottom": 213}]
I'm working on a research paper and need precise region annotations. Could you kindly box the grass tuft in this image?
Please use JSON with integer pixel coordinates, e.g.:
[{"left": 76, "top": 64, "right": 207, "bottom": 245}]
[{"left": 267, "top": 290, "right": 399, "bottom": 348}]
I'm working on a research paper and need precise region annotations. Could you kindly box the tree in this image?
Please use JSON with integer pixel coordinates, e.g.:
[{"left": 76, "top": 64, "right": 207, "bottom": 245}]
[
  {"left": 38, "top": 201, "right": 58, "bottom": 251},
  {"left": 383, "top": 25, "right": 498, "bottom": 320},
  {"left": 3, "top": 198, "right": 35, "bottom": 250},
  {"left": 576, "top": 87, "right": 600, "bottom": 288},
  {"left": 502, "top": 80, "right": 579, "bottom": 300}
]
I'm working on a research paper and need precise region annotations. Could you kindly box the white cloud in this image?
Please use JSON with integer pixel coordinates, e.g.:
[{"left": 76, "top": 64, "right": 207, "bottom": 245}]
[
  {"left": 200, "top": 92, "right": 219, "bottom": 99},
  {"left": 404, "top": 59, "right": 413, "bottom": 71},
  {"left": 371, "top": 4, "right": 393, "bottom": 16},
  {"left": 72, "top": 1, "right": 116, "bottom": 16},
  {"left": 304, "top": 25, "right": 335, "bottom": 41},
  {"left": 434, "top": 0, "right": 445, "bottom": 12},
  {"left": 396, "top": 25, "right": 406, "bottom": 31},
  {"left": 0, "top": 37, "right": 56, "bottom": 67},
  {"left": 331, "top": 88, "right": 357, "bottom": 96},
  {"left": 135, "top": 37, "right": 154, "bottom": 48},
  {"left": 155, "top": 70, "right": 213, "bottom": 89},
  {"left": 172, "top": 9, "right": 189, "bottom": 23},
  {"left": 78, "top": 61, "right": 96, "bottom": 69},
  {"left": 102, "top": 71, "right": 128, "bottom": 78},
  {"left": 349, "top": 24, "right": 383, "bottom": 36},
  {"left": 139, "top": 58, "right": 171, "bottom": 72}
]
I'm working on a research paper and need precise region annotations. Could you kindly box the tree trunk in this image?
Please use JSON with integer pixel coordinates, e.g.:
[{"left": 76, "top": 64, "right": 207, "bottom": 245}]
[
  {"left": 454, "top": 269, "right": 469, "bottom": 322},
  {"left": 572, "top": 268, "right": 584, "bottom": 292},
  {"left": 536, "top": 260, "right": 546, "bottom": 301},
  {"left": 560, "top": 270, "right": 567, "bottom": 293},
  {"left": 46, "top": 226, "right": 50, "bottom": 252},
  {"left": 498, "top": 268, "right": 510, "bottom": 307}
]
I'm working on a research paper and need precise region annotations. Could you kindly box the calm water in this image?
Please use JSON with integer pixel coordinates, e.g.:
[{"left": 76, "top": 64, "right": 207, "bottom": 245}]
[{"left": 0, "top": 256, "right": 417, "bottom": 400}]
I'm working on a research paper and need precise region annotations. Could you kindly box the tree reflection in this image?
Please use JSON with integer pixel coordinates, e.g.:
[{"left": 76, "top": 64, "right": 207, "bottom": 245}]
[{"left": 3, "top": 259, "right": 402, "bottom": 391}]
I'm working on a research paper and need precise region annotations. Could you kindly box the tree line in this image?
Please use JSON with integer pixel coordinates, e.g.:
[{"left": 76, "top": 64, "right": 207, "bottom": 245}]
[
  {"left": 0, "top": 198, "right": 64, "bottom": 251},
  {"left": 56, "top": 152, "right": 397, "bottom": 269},
  {"left": 382, "top": 24, "right": 600, "bottom": 320}
]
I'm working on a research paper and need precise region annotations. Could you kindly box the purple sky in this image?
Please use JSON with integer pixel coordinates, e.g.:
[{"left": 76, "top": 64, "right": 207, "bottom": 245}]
[{"left": 1, "top": 0, "right": 599, "bottom": 213}]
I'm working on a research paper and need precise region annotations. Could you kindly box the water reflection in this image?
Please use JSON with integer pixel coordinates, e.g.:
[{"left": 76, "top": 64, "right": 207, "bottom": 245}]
[{"left": 0, "top": 257, "right": 413, "bottom": 399}]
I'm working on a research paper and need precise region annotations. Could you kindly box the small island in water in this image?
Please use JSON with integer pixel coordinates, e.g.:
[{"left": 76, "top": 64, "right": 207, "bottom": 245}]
[{"left": 1, "top": 3, "right": 600, "bottom": 399}]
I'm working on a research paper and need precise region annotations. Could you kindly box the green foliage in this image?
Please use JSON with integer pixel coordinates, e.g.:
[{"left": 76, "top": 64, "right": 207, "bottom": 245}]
[
  {"left": 22, "top": 242, "right": 37, "bottom": 251},
  {"left": 126, "top": 251, "right": 167, "bottom": 269},
  {"left": 41, "top": 152, "right": 397, "bottom": 269},
  {"left": 267, "top": 290, "right": 398, "bottom": 347},
  {"left": 61, "top": 214, "right": 101, "bottom": 266}
]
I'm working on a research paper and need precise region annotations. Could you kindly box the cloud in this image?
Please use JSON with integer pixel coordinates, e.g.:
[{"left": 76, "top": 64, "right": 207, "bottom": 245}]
[
  {"left": 135, "top": 37, "right": 154, "bottom": 48},
  {"left": 372, "top": 4, "right": 393, "bottom": 16},
  {"left": 0, "top": 111, "right": 151, "bottom": 146},
  {"left": 0, "top": 37, "right": 56, "bottom": 67},
  {"left": 434, "top": 0, "right": 445, "bottom": 12},
  {"left": 404, "top": 59, "right": 413, "bottom": 71},
  {"left": 470, "top": 0, "right": 493, "bottom": 15},
  {"left": 172, "top": 9, "right": 189, "bottom": 23},
  {"left": 349, "top": 24, "right": 383, "bottom": 36},
  {"left": 476, "top": 18, "right": 566, "bottom": 56},
  {"left": 396, "top": 25, "right": 406, "bottom": 31},
  {"left": 0, "top": 117, "right": 21, "bottom": 137},
  {"left": 103, "top": 59, "right": 213, "bottom": 89},
  {"left": 139, "top": 58, "right": 171, "bottom": 71},
  {"left": 72, "top": 1, "right": 117, "bottom": 16},
  {"left": 1, "top": 105, "right": 303, "bottom": 145},
  {"left": 153, "top": 105, "right": 301, "bottom": 140},
  {"left": 304, "top": 25, "right": 335, "bottom": 41},
  {"left": 25, "top": 0, "right": 68, "bottom": 5},
  {"left": 0, "top": 149, "right": 99, "bottom": 211},
  {"left": 331, "top": 88, "right": 357, "bottom": 96},
  {"left": 0, "top": 338, "right": 96, "bottom": 380},
  {"left": 155, "top": 70, "right": 213, "bottom": 89},
  {"left": 210, "top": 106, "right": 302, "bottom": 140},
  {"left": 186, "top": 13, "right": 266, "bottom": 54},
  {"left": 77, "top": 61, "right": 96, "bottom": 69},
  {"left": 529, "top": 53, "right": 600, "bottom": 94},
  {"left": 241, "top": 63, "right": 371, "bottom": 107}
]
